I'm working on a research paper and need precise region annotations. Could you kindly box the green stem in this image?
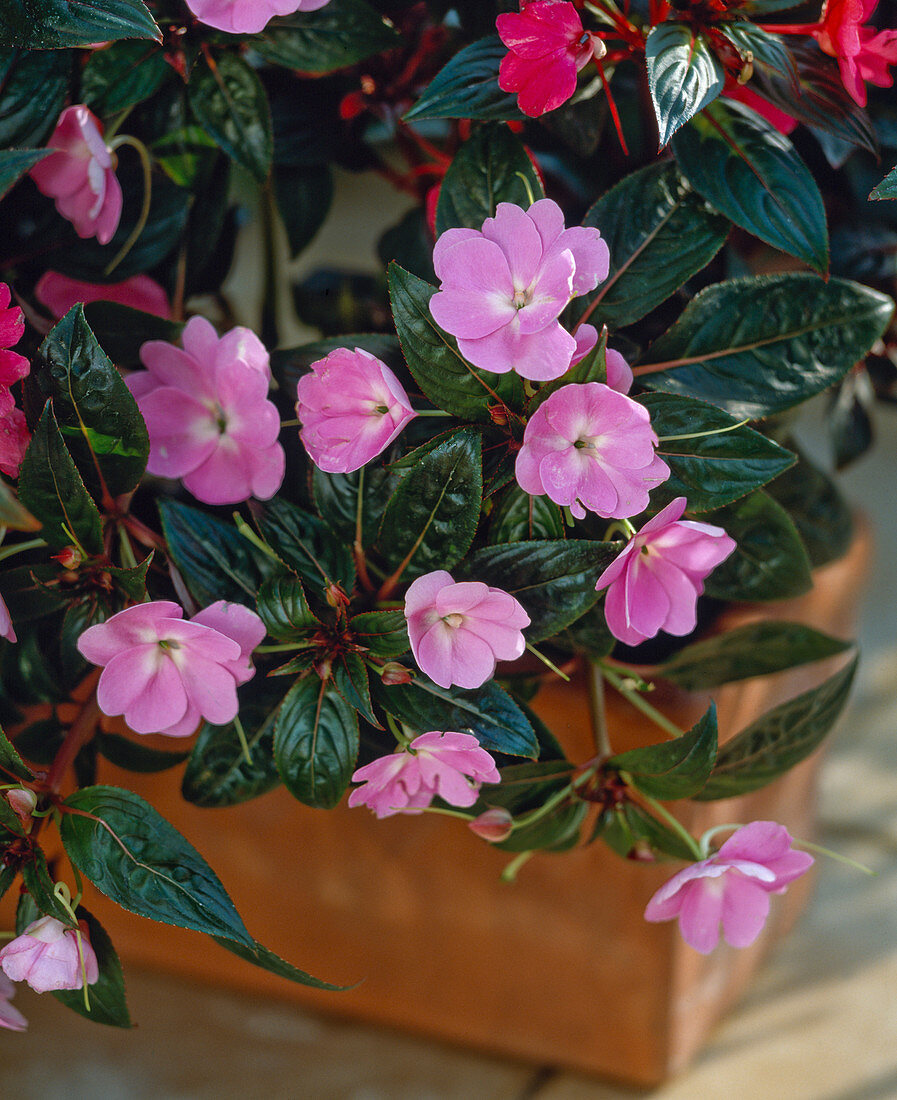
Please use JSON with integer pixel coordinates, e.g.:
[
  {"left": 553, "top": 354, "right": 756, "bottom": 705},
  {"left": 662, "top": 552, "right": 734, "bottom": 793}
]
[
  {"left": 233, "top": 714, "right": 252, "bottom": 766},
  {"left": 525, "top": 641, "right": 570, "bottom": 681},
  {"left": 632, "top": 784, "right": 703, "bottom": 861},
  {"left": 233, "top": 514, "right": 282, "bottom": 563},
  {"left": 118, "top": 526, "right": 138, "bottom": 570},
  {"left": 0, "top": 537, "right": 46, "bottom": 563},
  {"left": 420, "top": 805, "right": 473, "bottom": 821},
  {"left": 599, "top": 662, "right": 683, "bottom": 740},
  {"left": 255, "top": 642, "right": 310, "bottom": 653},
  {"left": 514, "top": 171, "right": 536, "bottom": 207},
  {"left": 795, "top": 839, "right": 877, "bottom": 875},
  {"left": 104, "top": 135, "right": 153, "bottom": 277},
  {"left": 587, "top": 661, "right": 611, "bottom": 756},
  {"left": 658, "top": 420, "right": 749, "bottom": 443},
  {"left": 280, "top": 418, "right": 300, "bottom": 428},
  {"left": 501, "top": 850, "right": 534, "bottom": 883},
  {"left": 414, "top": 409, "right": 452, "bottom": 417}
]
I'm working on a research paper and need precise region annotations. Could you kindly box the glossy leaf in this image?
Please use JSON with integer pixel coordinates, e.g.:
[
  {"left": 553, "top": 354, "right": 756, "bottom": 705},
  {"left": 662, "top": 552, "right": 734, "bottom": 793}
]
[
  {"left": 435, "top": 124, "right": 543, "bottom": 235},
  {"left": 349, "top": 610, "right": 409, "bottom": 658},
  {"left": 96, "top": 733, "right": 189, "bottom": 774},
  {"left": 696, "top": 656, "right": 858, "bottom": 799},
  {"left": 21, "top": 849, "right": 77, "bottom": 926},
  {"left": 599, "top": 802, "right": 696, "bottom": 861},
  {"left": 0, "top": 147, "right": 49, "bottom": 200},
  {"left": 404, "top": 36, "right": 523, "bottom": 121},
  {"left": 256, "top": 498, "right": 355, "bottom": 594},
  {"left": 257, "top": 576, "right": 318, "bottom": 641},
  {"left": 645, "top": 22, "right": 724, "bottom": 147},
  {"left": 333, "top": 652, "right": 377, "bottom": 725},
  {"left": 870, "top": 164, "right": 897, "bottom": 201},
  {"left": 252, "top": 0, "right": 399, "bottom": 73},
  {"left": 377, "top": 427, "right": 482, "bottom": 581},
  {"left": 489, "top": 487, "right": 565, "bottom": 544},
  {"left": 81, "top": 39, "right": 169, "bottom": 115},
  {"left": 210, "top": 936, "right": 348, "bottom": 991},
  {"left": 672, "top": 100, "right": 828, "bottom": 274},
  {"left": 60, "top": 786, "right": 254, "bottom": 946},
  {"left": 0, "top": 726, "right": 33, "bottom": 782},
  {"left": 0, "top": 0, "right": 158, "bottom": 47},
  {"left": 0, "top": 49, "right": 71, "bottom": 147},
  {"left": 719, "top": 22, "right": 797, "bottom": 87},
  {"left": 274, "top": 677, "right": 358, "bottom": 809},
  {"left": 189, "top": 52, "right": 272, "bottom": 183},
  {"left": 312, "top": 464, "right": 398, "bottom": 550},
  {"left": 577, "top": 161, "right": 729, "bottom": 330},
  {"left": 608, "top": 705, "right": 717, "bottom": 800},
  {"left": 637, "top": 275, "right": 894, "bottom": 419}
]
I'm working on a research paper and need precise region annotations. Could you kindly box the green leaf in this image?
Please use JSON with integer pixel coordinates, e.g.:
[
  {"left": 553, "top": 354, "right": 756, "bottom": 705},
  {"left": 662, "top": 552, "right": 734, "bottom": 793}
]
[
  {"left": 0, "top": 0, "right": 158, "bottom": 48},
  {"left": 639, "top": 392, "right": 796, "bottom": 511},
  {"left": 371, "top": 675, "right": 538, "bottom": 758},
  {"left": 608, "top": 705, "right": 718, "bottom": 800},
  {"left": 672, "top": 100, "right": 829, "bottom": 274},
  {"left": 703, "top": 491, "right": 813, "bottom": 601},
  {"left": 461, "top": 540, "right": 618, "bottom": 643},
  {"left": 0, "top": 49, "right": 72, "bottom": 147},
  {"left": 645, "top": 23, "right": 725, "bottom": 147},
  {"left": 489, "top": 487, "right": 565, "bottom": 544},
  {"left": 696, "top": 656, "right": 858, "bottom": 799},
  {"left": 107, "top": 555, "right": 152, "bottom": 603},
  {"left": 60, "top": 786, "right": 254, "bottom": 946},
  {"left": 719, "top": 22, "right": 797, "bottom": 87},
  {"left": 764, "top": 446, "right": 853, "bottom": 568},
  {"left": 388, "top": 263, "right": 523, "bottom": 421},
  {"left": 81, "top": 303, "right": 183, "bottom": 370},
  {"left": 96, "top": 732, "right": 189, "bottom": 774},
  {"left": 160, "top": 500, "right": 268, "bottom": 608},
  {"left": 36, "top": 306, "right": 150, "bottom": 498},
  {"left": 349, "top": 610, "right": 409, "bottom": 658},
  {"left": 637, "top": 275, "right": 894, "bottom": 419},
  {"left": 274, "top": 163, "right": 333, "bottom": 257},
  {"left": 210, "top": 936, "right": 348, "bottom": 992},
  {"left": 256, "top": 576, "right": 318, "bottom": 641},
  {"left": 256, "top": 498, "right": 355, "bottom": 594},
  {"left": 870, "top": 163, "right": 897, "bottom": 201},
  {"left": 435, "top": 124, "right": 543, "bottom": 235},
  {"left": 21, "top": 849, "right": 77, "bottom": 926},
  {"left": 0, "top": 725, "right": 34, "bottom": 782},
  {"left": 599, "top": 803, "right": 696, "bottom": 861},
  {"left": 377, "top": 427, "right": 482, "bottom": 581},
  {"left": 0, "top": 147, "right": 49, "bottom": 200},
  {"left": 333, "top": 651, "right": 376, "bottom": 725},
  {"left": 312, "top": 464, "right": 398, "bottom": 550},
  {"left": 658, "top": 621, "right": 854, "bottom": 691},
  {"left": 81, "top": 39, "right": 169, "bottom": 114},
  {"left": 189, "top": 52, "right": 272, "bottom": 183},
  {"left": 18, "top": 402, "right": 104, "bottom": 555},
  {"left": 0, "top": 863, "right": 16, "bottom": 903},
  {"left": 404, "top": 36, "right": 523, "bottom": 122},
  {"left": 274, "top": 678, "right": 359, "bottom": 809},
  {"left": 577, "top": 161, "right": 729, "bottom": 330},
  {"left": 251, "top": 0, "right": 399, "bottom": 74}
]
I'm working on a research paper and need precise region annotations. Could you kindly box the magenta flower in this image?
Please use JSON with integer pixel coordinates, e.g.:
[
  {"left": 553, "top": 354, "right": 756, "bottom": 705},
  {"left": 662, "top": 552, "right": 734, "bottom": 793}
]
[
  {"left": 644, "top": 822, "right": 814, "bottom": 954},
  {"left": 814, "top": 0, "right": 897, "bottom": 106},
  {"left": 0, "top": 284, "right": 28, "bottom": 389},
  {"left": 348, "top": 730, "right": 500, "bottom": 819},
  {"left": 515, "top": 382, "right": 670, "bottom": 520},
  {"left": 296, "top": 347, "right": 417, "bottom": 473},
  {"left": 77, "top": 599, "right": 266, "bottom": 737},
  {"left": 186, "top": 0, "right": 330, "bottom": 34},
  {"left": 595, "top": 497, "right": 736, "bottom": 646},
  {"left": 30, "top": 106, "right": 122, "bottom": 245},
  {"left": 404, "top": 570, "right": 530, "bottom": 690},
  {"left": 128, "top": 316, "right": 285, "bottom": 505},
  {"left": 0, "top": 974, "right": 27, "bottom": 1032},
  {"left": 0, "top": 917, "right": 99, "bottom": 993},
  {"left": 497, "top": 0, "right": 602, "bottom": 117},
  {"left": 35, "top": 272, "right": 170, "bottom": 320},
  {"left": 0, "top": 400, "right": 30, "bottom": 480},
  {"left": 429, "top": 199, "right": 610, "bottom": 382}
]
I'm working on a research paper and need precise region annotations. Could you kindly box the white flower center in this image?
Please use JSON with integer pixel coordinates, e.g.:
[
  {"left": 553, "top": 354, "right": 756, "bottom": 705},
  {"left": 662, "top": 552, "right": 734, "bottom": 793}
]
[{"left": 442, "top": 613, "right": 464, "bottom": 629}]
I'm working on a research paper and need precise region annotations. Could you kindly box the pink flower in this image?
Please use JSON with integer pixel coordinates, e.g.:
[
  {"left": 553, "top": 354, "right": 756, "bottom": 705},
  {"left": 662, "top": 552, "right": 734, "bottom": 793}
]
[
  {"left": 186, "top": 0, "right": 330, "bottom": 34},
  {"left": 35, "top": 272, "right": 170, "bottom": 320},
  {"left": 644, "top": 821, "right": 814, "bottom": 953},
  {"left": 0, "top": 284, "right": 29, "bottom": 389},
  {"left": 296, "top": 347, "right": 416, "bottom": 473},
  {"left": 128, "top": 316, "right": 285, "bottom": 505},
  {"left": 30, "top": 106, "right": 122, "bottom": 245},
  {"left": 0, "top": 591, "right": 15, "bottom": 644},
  {"left": 605, "top": 346, "right": 633, "bottom": 393},
  {"left": 348, "top": 730, "right": 500, "bottom": 818},
  {"left": 468, "top": 807, "right": 514, "bottom": 842},
  {"left": 0, "top": 916, "right": 99, "bottom": 993},
  {"left": 429, "top": 199, "right": 609, "bottom": 382},
  {"left": 515, "top": 382, "right": 670, "bottom": 520},
  {"left": 0, "top": 401, "right": 30, "bottom": 480},
  {"left": 814, "top": 0, "right": 897, "bottom": 106},
  {"left": 0, "top": 974, "right": 27, "bottom": 1032},
  {"left": 595, "top": 496, "right": 736, "bottom": 645},
  {"left": 404, "top": 570, "right": 530, "bottom": 690},
  {"left": 77, "top": 599, "right": 266, "bottom": 737},
  {"left": 497, "top": 0, "right": 603, "bottom": 117},
  {"left": 6, "top": 788, "right": 35, "bottom": 830}
]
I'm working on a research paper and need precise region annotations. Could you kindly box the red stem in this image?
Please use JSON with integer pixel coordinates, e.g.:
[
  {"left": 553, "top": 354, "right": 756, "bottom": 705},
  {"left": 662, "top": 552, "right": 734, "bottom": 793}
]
[{"left": 45, "top": 676, "right": 102, "bottom": 795}]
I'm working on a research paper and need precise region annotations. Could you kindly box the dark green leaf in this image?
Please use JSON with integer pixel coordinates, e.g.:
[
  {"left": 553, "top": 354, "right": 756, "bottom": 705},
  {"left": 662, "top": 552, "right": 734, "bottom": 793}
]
[
  {"left": 0, "top": 726, "right": 33, "bottom": 782},
  {"left": 377, "top": 427, "right": 482, "bottom": 581},
  {"left": 703, "top": 491, "right": 813, "bottom": 601},
  {"left": 404, "top": 36, "right": 523, "bottom": 121},
  {"left": 312, "top": 464, "right": 398, "bottom": 550},
  {"left": 274, "top": 678, "right": 358, "bottom": 809},
  {"left": 274, "top": 163, "right": 333, "bottom": 257},
  {"left": 435, "top": 123, "right": 543, "bottom": 235},
  {"left": 0, "top": 1, "right": 158, "bottom": 48},
  {"left": 60, "top": 786, "right": 254, "bottom": 946},
  {"left": 696, "top": 656, "right": 858, "bottom": 799},
  {"left": 333, "top": 651, "right": 377, "bottom": 725},
  {"left": 461, "top": 540, "right": 618, "bottom": 643},
  {"left": 0, "top": 49, "right": 71, "bottom": 147},
  {"left": 210, "top": 935, "right": 348, "bottom": 991},
  {"left": 21, "top": 849, "right": 76, "bottom": 926},
  {"left": 189, "top": 52, "right": 272, "bottom": 182},
  {"left": 272, "top": 333, "right": 400, "bottom": 394},
  {"left": 96, "top": 732, "right": 189, "bottom": 774},
  {"left": 489, "top": 487, "right": 565, "bottom": 544},
  {"left": 251, "top": 0, "right": 399, "bottom": 74},
  {"left": 81, "top": 39, "right": 169, "bottom": 114},
  {"left": 719, "top": 22, "right": 797, "bottom": 86},
  {"left": 36, "top": 306, "right": 149, "bottom": 497},
  {"left": 645, "top": 23, "right": 724, "bottom": 147},
  {"left": 577, "top": 160, "right": 729, "bottom": 330},
  {"left": 107, "top": 555, "right": 152, "bottom": 603},
  {"left": 18, "top": 402, "right": 104, "bottom": 555},
  {"left": 0, "top": 147, "right": 49, "bottom": 200},
  {"left": 0, "top": 786, "right": 25, "bottom": 835},
  {"left": 599, "top": 802, "right": 696, "bottom": 861},
  {"left": 764, "top": 447, "right": 853, "bottom": 568},
  {"left": 349, "top": 609, "right": 409, "bottom": 658},
  {"left": 637, "top": 275, "right": 894, "bottom": 419},
  {"left": 81, "top": 303, "right": 184, "bottom": 370},
  {"left": 256, "top": 575, "right": 318, "bottom": 641},
  {"left": 256, "top": 498, "right": 355, "bottom": 594},
  {"left": 554, "top": 605, "right": 615, "bottom": 660},
  {"left": 640, "top": 392, "right": 796, "bottom": 511},
  {"left": 672, "top": 100, "right": 829, "bottom": 274},
  {"left": 10, "top": 718, "right": 65, "bottom": 765},
  {"left": 608, "top": 705, "right": 717, "bottom": 800},
  {"left": 658, "top": 621, "right": 854, "bottom": 691},
  {"left": 152, "top": 123, "right": 219, "bottom": 189},
  {"left": 0, "top": 863, "right": 15, "bottom": 902},
  {"left": 870, "top": 163, "right": 897, "bottom": 201}
]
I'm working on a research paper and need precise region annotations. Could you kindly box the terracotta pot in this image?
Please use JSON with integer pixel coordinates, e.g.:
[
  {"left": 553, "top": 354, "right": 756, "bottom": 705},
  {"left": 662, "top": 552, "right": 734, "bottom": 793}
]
[{"left": 2, "top": 527, "right": 868, "bottom": 1086}]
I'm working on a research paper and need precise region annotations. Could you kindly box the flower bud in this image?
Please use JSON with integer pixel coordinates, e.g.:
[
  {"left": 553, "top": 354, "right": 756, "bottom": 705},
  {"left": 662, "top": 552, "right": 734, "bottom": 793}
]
[
  {"left": 468, "top": 807, "right": 514, "bottom": 843},
  {"left": 325, "top": 583, "right": 351, "bottom": 611},
  {"left": 6, "top": 788, "right": 36, "bottom": 832},
  {"left": 380, "top": 662, "right": 412, "bottom": 686},
  {"left": 626, "top": 840, "right": 656, "bottom": 863},
  {"left": 52, "top": 546, "right": 82, "bottom": 570}
]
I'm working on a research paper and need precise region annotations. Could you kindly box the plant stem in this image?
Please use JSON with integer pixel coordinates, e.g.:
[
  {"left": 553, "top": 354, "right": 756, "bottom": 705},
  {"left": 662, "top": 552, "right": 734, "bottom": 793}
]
[
  {"left": 631, "top": 783, "right": 703, "bottom": 860},
  {"left": 501, "top": 850, "right": 534, "bottom": 883},
  {"left": 105, "top": 135, "right": 153, "bottom": 277},
  {"left": 587, "top": 661, "right": 611, "bottom": 756},
  {"left": 0, "top": 537, "right": 46, "bottom": 563},
  {"left": 599, "top": 662, "right": 684, "bottom": 740},
  {"left": 46, "top": 678, "right": 102, "bottom": 795},
  {"left": 233, "top": 714, "right": 253, "bottom": 766},
  {"left": 525, "top": 641, "right": 570, "bottom": 681}
]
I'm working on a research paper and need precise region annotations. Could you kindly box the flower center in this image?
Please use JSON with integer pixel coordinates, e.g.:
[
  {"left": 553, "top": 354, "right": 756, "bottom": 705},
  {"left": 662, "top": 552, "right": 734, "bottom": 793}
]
[
  {"left": 442, "top": 613, "right": 465, "bottom": 629},
  {"left": 158, "top": 639, "right": 181, "bottom": 651},
  {"left": 513, "top": 287, "right": 532, "bottom": 310}
]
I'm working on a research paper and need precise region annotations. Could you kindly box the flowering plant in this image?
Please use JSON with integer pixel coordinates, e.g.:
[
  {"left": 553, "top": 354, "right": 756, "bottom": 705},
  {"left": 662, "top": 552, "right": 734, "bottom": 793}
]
[{"left": 0, "top": 0, "right": 893, "bottom": 1034}]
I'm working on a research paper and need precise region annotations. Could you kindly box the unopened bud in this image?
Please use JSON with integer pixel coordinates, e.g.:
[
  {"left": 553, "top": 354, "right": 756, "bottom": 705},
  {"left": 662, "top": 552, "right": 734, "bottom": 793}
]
[
  {"left": 380, "top": 662, "right": 412, "bottom": 686},
  {"left": 325, "top": 583, "right": 350, "bottom": 611},
  {"left": 314, "top": 657, "right": 333, "bottom": 681},
  {"left": 7, "top": 788, "right": 37, "bottom": 832},
  {"left": 468, "top": 808, "right": 514, "bottom": 843},
  {"left": 626, "top": 840, "right": 656, "bottom": 863},
  {"left": 52, "top": 546, "right": 82, "bottom": 570},
  {"left": 488, "top": 404, "right": 510, "bottom": 428}
]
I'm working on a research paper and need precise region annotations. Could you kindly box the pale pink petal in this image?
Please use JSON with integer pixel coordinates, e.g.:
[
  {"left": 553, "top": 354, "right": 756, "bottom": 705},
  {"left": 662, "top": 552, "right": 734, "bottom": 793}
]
[{"left": 720, "top": 874, "right": 772, "bottom": 948}]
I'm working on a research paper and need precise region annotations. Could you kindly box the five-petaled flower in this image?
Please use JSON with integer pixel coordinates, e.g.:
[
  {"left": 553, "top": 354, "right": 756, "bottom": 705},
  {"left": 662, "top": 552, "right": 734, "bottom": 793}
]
[
  {"left": 77, "top": 600, "right": 266, "bottom": 737},
  {"left": 644, "top": 821, "right": 814, "bottom": 953},
  {"left": 595, "top": 496, "right": 736, "bottom": 646},
  {"left": 186, "top": 0, "right": 330, "bottom": 34},
  {"left": 404, "top": 570, "right": 531, "bottom": 690},
  {"left": 0, "top": 917, "right": 99, "bottom": 993},
  {"left": 296, "top": 346, "right": 417, "bottom": 473},
  {"left": 348, "top": 731, "right": 500, "bottom": 818},
  {"left": 813, "top": 0, "right": 897, "bottom": 106}
]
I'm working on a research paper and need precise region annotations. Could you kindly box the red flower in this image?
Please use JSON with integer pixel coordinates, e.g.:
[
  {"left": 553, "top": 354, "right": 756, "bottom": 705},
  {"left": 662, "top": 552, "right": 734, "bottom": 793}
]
[{"left": 814, "top": 0, "right": 897, "bottom": 106}]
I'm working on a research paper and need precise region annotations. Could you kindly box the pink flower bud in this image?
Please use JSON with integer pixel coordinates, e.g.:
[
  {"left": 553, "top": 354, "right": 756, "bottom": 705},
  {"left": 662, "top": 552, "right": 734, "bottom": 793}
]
[
  {"left": 380, "top": 662, "right": 413, "bottom": 686},
  {"left": 52, "top": 546, "right": 83, "bottom": 571},
  {"left": 6, "top": 789, "right": 36, "bottom": 831},
  {"left": 468, "top": 807, "right": 514, "bottom": 843},
  {"left": 0, "top": 917, "right": 99, "bottom": 993}
]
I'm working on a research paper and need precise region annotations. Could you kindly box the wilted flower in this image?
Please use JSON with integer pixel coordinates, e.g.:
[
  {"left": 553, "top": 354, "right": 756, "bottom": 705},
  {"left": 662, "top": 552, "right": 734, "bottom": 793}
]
[
  {"left": 296, "top": 347, "right": 416, "bottom": 473},
  {"left": 430, "top": 200, "right": 609, "bottom": 381},
  {"left": 77, "top": 599, "right": 266, "bottom": 737},
  {"left": 595, "top": 496, "right": 736, "bottom": 646},
  {"left": 404, "top": 570, "right": 530, "bottom": 690},
  {"left": 128, "top": 316, "right": 285, "bottom": 505},
  {"left": 0, "top": 917, "right": 99, "bottom": 993},
  {"left": 348, "top": 731, "right": 500, "bottom": 818},
  {"left": 515, "top": 382, "right": 670, "bottom": 520},
  {"left": 186, "top": 0, "right": 330, "bottom": 34},
  {"left": 35, "top": 272, "right": 170, "bottom": 320},
  {"left": 30, "top": 106, "right": 122, "bottom": 245},
  {"left": 0, "top": 974, "right": 27, "bottom": 1032},
  {"left": 644, "top": 821, "right": 814, "bottom": 953}
]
